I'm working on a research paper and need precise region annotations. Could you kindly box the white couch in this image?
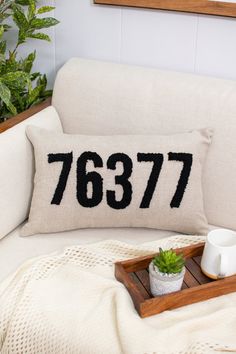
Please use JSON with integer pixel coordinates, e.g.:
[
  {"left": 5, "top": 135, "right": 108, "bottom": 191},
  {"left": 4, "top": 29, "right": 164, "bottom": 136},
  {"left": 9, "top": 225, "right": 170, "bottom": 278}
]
[{"left": 1, "top": 57, "right": 236, "bottom": 283}]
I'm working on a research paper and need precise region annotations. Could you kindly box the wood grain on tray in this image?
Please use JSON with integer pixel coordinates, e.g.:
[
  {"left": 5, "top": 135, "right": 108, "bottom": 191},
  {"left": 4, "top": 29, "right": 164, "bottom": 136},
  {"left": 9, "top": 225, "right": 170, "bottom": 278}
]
[{"left": 115, "top": 243, "right": 236, "bottom": 317}]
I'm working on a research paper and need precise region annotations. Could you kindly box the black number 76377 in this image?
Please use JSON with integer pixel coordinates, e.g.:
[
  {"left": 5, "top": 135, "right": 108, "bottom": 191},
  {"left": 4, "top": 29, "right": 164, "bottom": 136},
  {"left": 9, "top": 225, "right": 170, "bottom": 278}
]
[{"left": 48, "top": 151, "right": 193, "bottom": 210}]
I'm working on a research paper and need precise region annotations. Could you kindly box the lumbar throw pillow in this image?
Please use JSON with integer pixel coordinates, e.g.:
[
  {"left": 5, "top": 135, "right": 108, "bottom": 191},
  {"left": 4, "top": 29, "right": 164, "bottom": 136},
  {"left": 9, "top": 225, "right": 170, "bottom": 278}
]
[{"left": 21, "top": 126, "right": 212, "bottom": 236}]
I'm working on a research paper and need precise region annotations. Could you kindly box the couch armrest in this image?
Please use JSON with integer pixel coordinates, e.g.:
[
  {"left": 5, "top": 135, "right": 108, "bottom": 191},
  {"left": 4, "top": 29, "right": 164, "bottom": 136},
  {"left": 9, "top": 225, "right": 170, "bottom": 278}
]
[
  {"left": 0, "top": 102, "right": 62, "bottom": 240},
  {"left": 0, "top": 97, "right": 52, "bottom": 134}
]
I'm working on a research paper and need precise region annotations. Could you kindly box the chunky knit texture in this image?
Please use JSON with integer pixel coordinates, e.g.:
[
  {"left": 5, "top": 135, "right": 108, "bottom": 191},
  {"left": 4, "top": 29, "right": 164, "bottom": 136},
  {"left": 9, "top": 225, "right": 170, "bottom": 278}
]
[{"left": 1, "top": 235, "right": 236, "bottom": 354}]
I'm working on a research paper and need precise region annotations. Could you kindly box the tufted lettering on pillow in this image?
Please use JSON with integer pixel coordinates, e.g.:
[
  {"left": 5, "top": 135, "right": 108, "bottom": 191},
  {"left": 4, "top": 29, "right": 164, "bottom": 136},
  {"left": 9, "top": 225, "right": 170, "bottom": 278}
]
[{"left": 21, "top": 126, "right": 212, "bottom": 236}]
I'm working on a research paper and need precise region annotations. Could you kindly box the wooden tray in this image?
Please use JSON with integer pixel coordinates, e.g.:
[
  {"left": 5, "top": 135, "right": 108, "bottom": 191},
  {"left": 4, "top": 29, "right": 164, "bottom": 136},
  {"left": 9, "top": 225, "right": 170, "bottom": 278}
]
[{"left": 115, "top": 243, "right": 236, "bottom": 318}]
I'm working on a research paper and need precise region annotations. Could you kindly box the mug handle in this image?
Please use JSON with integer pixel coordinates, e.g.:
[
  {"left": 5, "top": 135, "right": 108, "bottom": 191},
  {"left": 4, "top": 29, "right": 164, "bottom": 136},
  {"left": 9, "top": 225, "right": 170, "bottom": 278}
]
[{"left": 218, "top": 253, "right": 228, "bottom": 278}]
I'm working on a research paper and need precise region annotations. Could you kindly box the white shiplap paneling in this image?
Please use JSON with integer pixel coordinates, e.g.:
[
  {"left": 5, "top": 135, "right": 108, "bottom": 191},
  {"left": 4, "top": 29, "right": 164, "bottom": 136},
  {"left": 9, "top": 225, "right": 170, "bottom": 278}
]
[
  {"left": 54, "top": 1, "right": 122, "bottom": 72},
  {"left": 18, "top": 1, "right": 236, "bottom": 86},
  {"left": 195, "top": 15, "right": 236, "bottom": 80},
  {"left": 120, "top": 8, "right": 198, "bottom": 72}
]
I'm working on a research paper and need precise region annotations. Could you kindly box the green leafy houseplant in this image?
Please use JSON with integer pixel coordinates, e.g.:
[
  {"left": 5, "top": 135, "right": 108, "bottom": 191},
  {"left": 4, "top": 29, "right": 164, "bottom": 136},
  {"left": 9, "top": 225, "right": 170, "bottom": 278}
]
[
  {"left": 153, "top": 248, "right": 185, "bottom": 274},
  {"left": 0, "top": 0, "right": 59, "bottom": 122}
]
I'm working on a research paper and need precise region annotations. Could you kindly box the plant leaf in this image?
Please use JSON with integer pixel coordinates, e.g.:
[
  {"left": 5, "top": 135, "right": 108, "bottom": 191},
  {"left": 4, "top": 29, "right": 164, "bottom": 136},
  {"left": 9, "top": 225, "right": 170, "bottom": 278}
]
[
  {"left": 153, "top": 249, "right": 185, "bottom": 274},
  {"left": 4, "top": 52, "right": 20, "bottom": 72},
  {"left": 41, "top": 89, "right": 52, "bottom": 98},
  {"left": 28, "top": 0, "right": 36, "bottom": 21},
  {"left": 0, "top": 25, "right": 4, "bottom": 39},
  {"left": 37, "top": 6, "right": 55, "bottom": 14},
  {"left": 0, "top": 79, "right": 10, "bottom": 105},
  {"left": 13, "top": 90, "right": 25, "bottom": 111},
  {"left": 22, "top": 51, "right": 36, "bottom": 72},
  {"left": 30, "top": 71, "right": 40, "bottom": 81},
  {"left": 27, "top": 84, "right": 42, "bottom": 106},
  {"left": 30, "top": 17, "right": 59, "bottom": 29},
  {"left": 0, "top": 53, "right": 6, "bottom": 65},
  {"left": 1, "top": 70, "right": 31, "bottom": 90},
  {"left": 12, "top": 4, "right": 29, "bottom": 30},
  {"left": 18, "top": 29, "right": 26, "bottom": 43},
  {"left": 0, "top": 0, "right": 14, "bottom": 14},
  {"left": 28, "top": 32, "right": 50, "bottom": 41},
  {"left": 7, "top": 101, "right": 18, "bottom": 115},
  {"left": 37, "top": 73, "right": 47, "bottom": 88},
  {"left": 15, "top": 0, "right": 31, "bottom": 5},
  {"left": 0, "top": 79, "right": 17, "bottom": 115}
]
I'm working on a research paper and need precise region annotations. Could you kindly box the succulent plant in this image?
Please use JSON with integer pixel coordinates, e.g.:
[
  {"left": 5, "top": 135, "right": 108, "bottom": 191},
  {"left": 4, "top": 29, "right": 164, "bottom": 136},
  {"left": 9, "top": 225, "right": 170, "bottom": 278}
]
[{"left": 152, "top": 248, "right": 185, "bottom": 274}]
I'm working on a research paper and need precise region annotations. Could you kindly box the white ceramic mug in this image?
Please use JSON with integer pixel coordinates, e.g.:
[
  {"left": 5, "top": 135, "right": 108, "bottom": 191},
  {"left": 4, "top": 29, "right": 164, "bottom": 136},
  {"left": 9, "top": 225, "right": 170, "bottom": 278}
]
[{"left": 201, "top": 229, "right": 236, "bottom": 279}]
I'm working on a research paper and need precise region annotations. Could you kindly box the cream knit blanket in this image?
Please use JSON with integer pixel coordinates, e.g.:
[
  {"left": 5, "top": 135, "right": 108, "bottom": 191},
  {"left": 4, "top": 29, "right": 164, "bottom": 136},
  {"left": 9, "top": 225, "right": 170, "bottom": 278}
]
[{"left": 0, "top": 235, "right": 236, "bottom": 354}]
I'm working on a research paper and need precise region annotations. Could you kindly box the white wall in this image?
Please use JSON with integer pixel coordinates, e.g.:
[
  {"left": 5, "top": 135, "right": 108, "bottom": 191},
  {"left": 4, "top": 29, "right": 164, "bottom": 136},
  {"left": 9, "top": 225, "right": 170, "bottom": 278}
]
[{"left": 28, "top": 0, "right": 236, "bottom": 87}]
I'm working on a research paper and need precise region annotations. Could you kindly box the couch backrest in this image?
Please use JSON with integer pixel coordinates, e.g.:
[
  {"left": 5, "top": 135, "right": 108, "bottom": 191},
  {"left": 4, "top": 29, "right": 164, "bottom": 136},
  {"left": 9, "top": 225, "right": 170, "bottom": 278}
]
[{"left": 53, "top": 58, "right": 236, "bottom": 231}]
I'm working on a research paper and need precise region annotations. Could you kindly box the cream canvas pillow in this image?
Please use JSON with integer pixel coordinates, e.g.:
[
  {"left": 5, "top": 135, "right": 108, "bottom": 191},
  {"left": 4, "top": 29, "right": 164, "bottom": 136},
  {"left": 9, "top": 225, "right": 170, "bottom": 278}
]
[{"left": 21, "top": 126, "right": 212, "bottom": 236}]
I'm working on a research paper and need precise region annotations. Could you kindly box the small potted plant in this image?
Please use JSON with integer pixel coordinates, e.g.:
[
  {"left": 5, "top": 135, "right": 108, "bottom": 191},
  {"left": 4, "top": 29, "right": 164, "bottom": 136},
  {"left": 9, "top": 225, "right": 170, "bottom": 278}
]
[{"left": 149, "top": 248, "right": 185, "bottom": 296}]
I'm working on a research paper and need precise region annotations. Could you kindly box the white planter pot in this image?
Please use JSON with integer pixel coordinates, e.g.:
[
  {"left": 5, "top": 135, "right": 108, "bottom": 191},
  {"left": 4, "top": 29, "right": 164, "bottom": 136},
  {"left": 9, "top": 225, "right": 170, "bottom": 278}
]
[{"left": 149, "top": 262, "right": 185, "bottom": 297}]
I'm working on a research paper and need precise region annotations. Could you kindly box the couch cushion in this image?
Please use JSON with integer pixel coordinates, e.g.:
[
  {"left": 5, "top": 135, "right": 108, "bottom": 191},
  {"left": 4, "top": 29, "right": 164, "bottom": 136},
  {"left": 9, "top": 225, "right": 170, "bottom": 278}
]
[
  {"left": 52, "top": 58, "right": 236, "bottom": 231},
  {"left": 0, "top": 225, "right": 177, "bottom": 283},
  {"left": 0, "top": 107, "right": 63, "bottom": 239}
]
